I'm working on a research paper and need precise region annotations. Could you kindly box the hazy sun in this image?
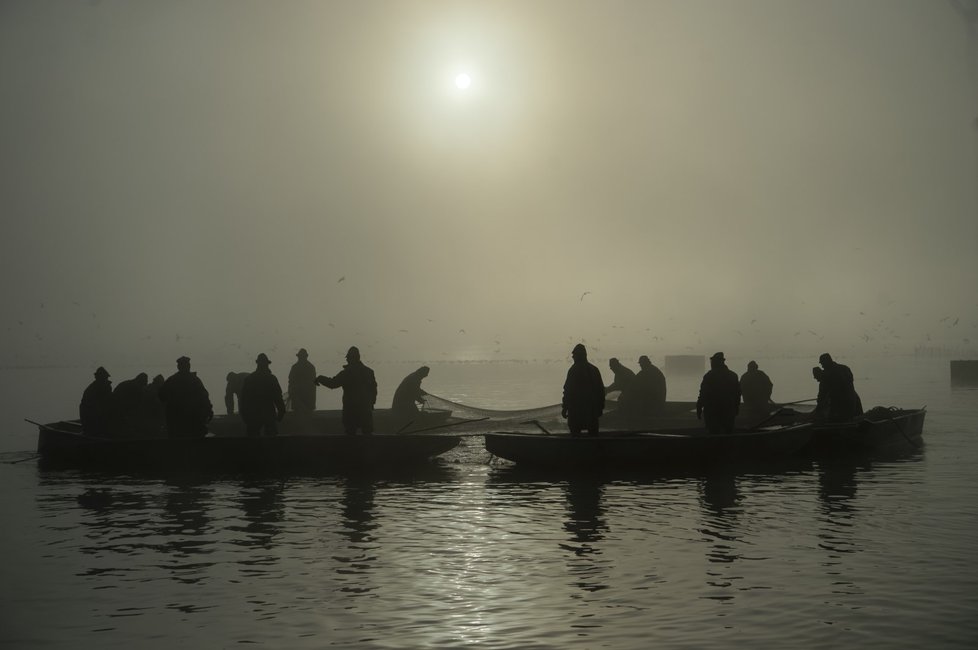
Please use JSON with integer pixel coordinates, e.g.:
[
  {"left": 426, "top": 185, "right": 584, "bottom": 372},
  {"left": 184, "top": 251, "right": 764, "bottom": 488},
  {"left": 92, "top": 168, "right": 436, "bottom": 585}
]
[{"left": 454, "top": 73, "right": 472, "bottom": 90}]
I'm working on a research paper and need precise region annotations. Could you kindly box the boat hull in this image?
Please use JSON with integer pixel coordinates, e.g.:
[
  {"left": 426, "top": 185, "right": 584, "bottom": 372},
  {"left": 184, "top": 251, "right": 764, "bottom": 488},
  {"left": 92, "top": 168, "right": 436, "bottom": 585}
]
[
  {"left": 484, "top": 424, "right": 813, "bottom": 470},
  {"left": 207, "top": 407, "right": 453, "bottom": 437},
  {"left": 36, "top": 422, "right": 461, "bottom": 472},
  {"left": 805, "top": 407, "right": 926, "bottom": 454},
  {"left": 600, "top": 400, "right": 811, "bottom": 431}
]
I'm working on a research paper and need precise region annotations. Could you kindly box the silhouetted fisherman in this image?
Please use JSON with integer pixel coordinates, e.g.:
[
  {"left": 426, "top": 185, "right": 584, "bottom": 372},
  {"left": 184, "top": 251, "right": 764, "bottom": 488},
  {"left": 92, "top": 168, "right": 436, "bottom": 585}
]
[
  {"left": 113, "top": 372, "right": 147, "bottom": 413},
  {"left": 224, "top": 371, "right": 249, "bottom": 415},
  {"left": 817, "top": 353, "right": 863, "bottom": 421},
  {"left": 739, "top": 360, "right": 773, "bottom": 416},
  {"left": 811, "top": 366, "right": 827, "bottom": 420},
  {"left": 241, "top": 353, "right": 286, "bottom": 436},
  {"left": 316, "top": 346, "right": 378, "bottom": 435},
  {"left": 79, "top": 366, "right": 113, "bottom": 437},
  {"left": 392, "top": 365, "right": 430, "bottom": 418},
  {"left": 288, "top": 348, "right": 317, "bottom": 413},
  {"left": 158, "top": 356, "right": 213, "bottom": 438},
  {"left": 633, "top": 355, "right": 667, "bottom": 415},
  {"left": 562, "top": 344, "right": 605, "bottom": 436},
  {"left": 605, "top": 358, "right": 636, "bottom": 394},
  {"left": 696, "top": 352, "right": 741, "bottom": 434},
  {"left": 112, "top": 372, "right": 148, "bottom": 435},
  {"left": 140, "top": 374, "right": 166, "bottom": 430}
]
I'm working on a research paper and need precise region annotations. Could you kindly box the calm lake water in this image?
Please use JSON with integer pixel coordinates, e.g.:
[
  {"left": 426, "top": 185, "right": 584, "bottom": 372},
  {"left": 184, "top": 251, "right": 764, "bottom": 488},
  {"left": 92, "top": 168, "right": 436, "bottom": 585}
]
[{"left": 2, "top": 356, "right": 977, "bottom": 649}]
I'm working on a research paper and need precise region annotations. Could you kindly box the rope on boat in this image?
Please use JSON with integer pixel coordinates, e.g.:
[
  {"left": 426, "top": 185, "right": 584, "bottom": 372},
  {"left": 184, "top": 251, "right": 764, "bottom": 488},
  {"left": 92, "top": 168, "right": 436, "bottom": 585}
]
[
  {"left": 862, "top": 406, "right": 923, "bottom": 449},
  {"left": 4, "top": 453, "right": 40, "bottom": 465}
]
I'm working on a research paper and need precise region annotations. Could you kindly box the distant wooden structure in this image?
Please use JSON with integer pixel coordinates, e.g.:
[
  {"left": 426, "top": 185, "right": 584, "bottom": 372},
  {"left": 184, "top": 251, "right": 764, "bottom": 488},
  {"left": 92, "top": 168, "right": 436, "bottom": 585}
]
[
  {"left": 664, "top": 354, "right": 705, "bottom": 375},
  {"left": 950, "top": 360, "right": 978, "bottom": 386}
]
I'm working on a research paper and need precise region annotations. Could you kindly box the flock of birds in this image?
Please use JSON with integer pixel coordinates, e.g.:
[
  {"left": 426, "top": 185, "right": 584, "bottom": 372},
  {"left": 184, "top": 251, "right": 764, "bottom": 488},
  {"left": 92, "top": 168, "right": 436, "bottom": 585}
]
[{"left": 5, "top": 279, "right": 978, "bottom": 366}]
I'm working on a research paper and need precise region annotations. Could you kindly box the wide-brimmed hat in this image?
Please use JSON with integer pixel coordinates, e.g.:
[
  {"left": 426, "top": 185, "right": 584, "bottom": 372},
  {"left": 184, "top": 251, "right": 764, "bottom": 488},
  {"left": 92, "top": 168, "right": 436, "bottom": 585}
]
[{"left": 256, "top": 353, "right": 271, "bottom": 365}]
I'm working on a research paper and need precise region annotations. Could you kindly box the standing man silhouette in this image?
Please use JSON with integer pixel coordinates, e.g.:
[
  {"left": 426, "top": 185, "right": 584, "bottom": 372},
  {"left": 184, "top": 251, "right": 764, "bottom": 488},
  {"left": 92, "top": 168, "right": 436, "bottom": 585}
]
[
  {"left": 562, "top": 344, "right": 605, "bottom": 436},
  {"left": 696, "top": 352, "right": 741, "bottom": 435},
  {"left": 316, "top": 347, "right": 378, "bottom": 435}
]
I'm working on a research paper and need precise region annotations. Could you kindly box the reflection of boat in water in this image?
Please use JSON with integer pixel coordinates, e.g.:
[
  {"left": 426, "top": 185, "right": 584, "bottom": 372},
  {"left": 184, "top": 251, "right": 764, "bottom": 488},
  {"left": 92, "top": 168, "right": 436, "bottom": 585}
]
[
  {"left": 206, "top": 407, "right": 454, "bottom": 437},
  {"left": 804, "top": 407, "right": 926, "bottom": 455},
  {"left": 34, "top": 420, "right": 461, "bottom": 472},
  {"left": 484, "top": 423, "right": 813, "bottom": 471}
]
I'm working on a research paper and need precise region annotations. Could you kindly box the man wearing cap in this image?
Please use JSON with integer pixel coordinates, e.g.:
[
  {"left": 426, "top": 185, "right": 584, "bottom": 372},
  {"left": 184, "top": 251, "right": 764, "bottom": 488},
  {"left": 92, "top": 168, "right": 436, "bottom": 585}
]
[
  {"left": 159, "top": 356, "right": 213, "bottom": 438},
  {"left": 562, "top": 343, "right": 605, "bottom": 436},
  {"left": 241, "top": 353, "right": 287, "bottom": 436},
  {"left": 817, "top": 353, "right": 863, "bottom": 421},
  {"left": 80, "top": 366, "right": 114, "bottom": 437},
  {"left": 739, "top": 360, "right": 774, "bottom": 419},
  {"left": 316, "top": 347, "right": 378, "bottom": 435},
  {"left": 288, "top": 348, "right": 317, "bottom": 413},
  {"left": 633, "top": 355, "right": 667, "bottom": 416},
  {"left": 696, "top": 352, "right": 741, "bottom": 434}
]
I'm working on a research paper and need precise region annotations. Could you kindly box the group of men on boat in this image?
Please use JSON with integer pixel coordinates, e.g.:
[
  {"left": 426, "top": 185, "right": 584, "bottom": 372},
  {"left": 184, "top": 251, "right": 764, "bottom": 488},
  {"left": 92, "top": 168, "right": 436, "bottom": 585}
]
[
  {"left": 560, "top": 344, "right": 862, "bottom": 436},
  {"left": 79, "top": 343, "right": 862, "bottom": 439},
  {"left": 79, "top": 347, "right": 432, "bottom": 439}
]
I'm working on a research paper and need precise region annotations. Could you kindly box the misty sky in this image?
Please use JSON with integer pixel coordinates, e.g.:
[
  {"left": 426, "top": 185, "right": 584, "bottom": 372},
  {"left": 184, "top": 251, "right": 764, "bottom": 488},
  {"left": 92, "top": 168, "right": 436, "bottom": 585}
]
[{"left": 1, "top": 0, "right": 976, "bottom": 368}]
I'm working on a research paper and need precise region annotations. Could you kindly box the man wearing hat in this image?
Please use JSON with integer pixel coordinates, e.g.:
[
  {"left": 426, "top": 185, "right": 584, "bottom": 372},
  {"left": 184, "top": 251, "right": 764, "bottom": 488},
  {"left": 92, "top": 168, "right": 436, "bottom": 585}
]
[
  {"left": 316, "top": 346, "right": 377, "bottom": 435},
  {"left": 241, "top": 353, "right": 287, "bottom": 436},
  {"left": 633, "top": 355, "right": 667, "bottom": 416},
  {"left": 79, "top": 366, "right": 114, "bottom": 437},
  {"left": 696, "top": 352, "right": 741, "bottom": 434},
  {"left": 159, "top": 356, "right": 213, "bottom": 438},
  {"left": 561, "top": 343, "right": 605, "bottom": 436},
  {"left": 816, "top": 353, "right": 863, "bottom": 421},
  {"left": 288, "top": 348, "right": 317, "bottom": 413}
]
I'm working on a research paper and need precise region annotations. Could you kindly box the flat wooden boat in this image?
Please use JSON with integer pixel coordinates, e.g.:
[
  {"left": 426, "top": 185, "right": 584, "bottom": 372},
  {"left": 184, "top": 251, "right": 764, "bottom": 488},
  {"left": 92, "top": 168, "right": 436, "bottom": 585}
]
[
  {"left": 206, "top": 407, "right": 454, "bottom": 437},
  {"left": 35, "top": 420, "right": 461, "bottom": 472},
  {"left": 600, "top": 399, "right": 811, "bottom": 431},
  {"left": 804, "top": 407, "right": 926, "bottom": 454},
  {"left": 484, "top": 423, "right": 813, "bottom": 470}
]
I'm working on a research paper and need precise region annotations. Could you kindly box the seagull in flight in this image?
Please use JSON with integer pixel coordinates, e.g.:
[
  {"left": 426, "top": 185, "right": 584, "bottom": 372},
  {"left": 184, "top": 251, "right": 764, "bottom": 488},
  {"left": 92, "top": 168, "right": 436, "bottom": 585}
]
[
  {"left": 580, "top": 291, "right": 591, "bottom": 302},
  {"left": 337, "top": 276, "right": 345, "bottom": 283}
]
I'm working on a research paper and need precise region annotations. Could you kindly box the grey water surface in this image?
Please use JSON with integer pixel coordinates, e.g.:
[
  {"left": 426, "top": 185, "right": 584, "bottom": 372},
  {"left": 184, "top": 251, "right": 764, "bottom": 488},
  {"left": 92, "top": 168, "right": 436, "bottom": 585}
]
[{"left": 2, "top": 357, "right": 977, "bottom": 649}]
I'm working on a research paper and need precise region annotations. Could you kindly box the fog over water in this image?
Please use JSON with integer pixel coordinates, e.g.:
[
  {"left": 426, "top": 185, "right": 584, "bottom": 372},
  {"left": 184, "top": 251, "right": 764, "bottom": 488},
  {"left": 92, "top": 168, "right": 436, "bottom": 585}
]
[{"left": 2, "top": 0, "right": 976, "bottom": 369}]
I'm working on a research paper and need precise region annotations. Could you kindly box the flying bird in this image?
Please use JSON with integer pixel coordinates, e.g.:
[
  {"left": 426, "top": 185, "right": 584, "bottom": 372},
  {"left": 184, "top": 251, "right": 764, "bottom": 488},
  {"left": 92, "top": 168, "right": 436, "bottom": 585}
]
[
  {"left": 337, "top": 276, "right": 345, "bottom": 283},
  {"left": 580, "top": 291, "right": 591, "bottom": 302}
]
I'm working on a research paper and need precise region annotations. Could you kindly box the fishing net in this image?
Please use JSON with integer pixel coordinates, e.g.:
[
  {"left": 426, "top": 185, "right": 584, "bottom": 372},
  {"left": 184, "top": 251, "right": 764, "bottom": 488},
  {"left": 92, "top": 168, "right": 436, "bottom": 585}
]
[{"left": 421, "top": 393, "right": 568, "bottom": 423}]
